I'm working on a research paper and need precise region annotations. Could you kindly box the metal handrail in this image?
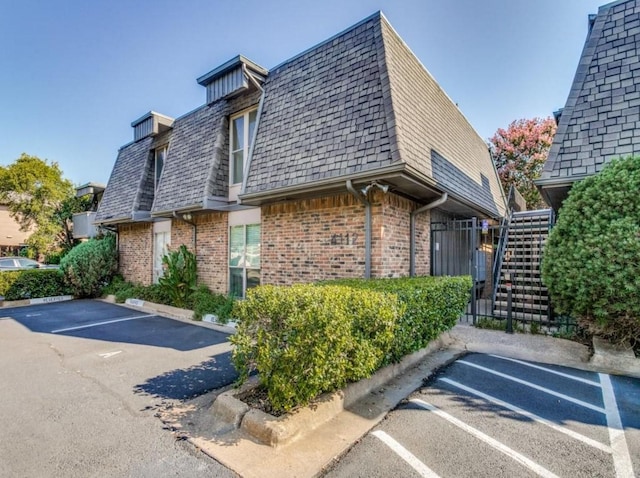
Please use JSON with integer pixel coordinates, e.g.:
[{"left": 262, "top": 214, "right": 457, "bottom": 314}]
[{"left": 491, "top": 210, "right": 511, "bottom": 309}]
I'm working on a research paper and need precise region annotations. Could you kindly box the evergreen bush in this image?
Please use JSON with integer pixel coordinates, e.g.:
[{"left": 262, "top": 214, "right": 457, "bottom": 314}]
[
  {"left": 323, "top": 276, "right": 472, "bottom": 363},
  {"left": 231, "top": 284, "right": 400, "bottom": 412},
  {"left": 542, "top": 156, "right": 640, "bottom": 347},
  {"left": 60, "top": 235, "right": 118, "bottom": 297}
]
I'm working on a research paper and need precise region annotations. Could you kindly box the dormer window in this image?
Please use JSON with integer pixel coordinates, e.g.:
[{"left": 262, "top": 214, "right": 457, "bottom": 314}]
[
  {"left": 154, "top": 146, "right": 167, "bottom": 190},
  {"left": 230, "top": 109, "right": 257, "bottom": 185}
]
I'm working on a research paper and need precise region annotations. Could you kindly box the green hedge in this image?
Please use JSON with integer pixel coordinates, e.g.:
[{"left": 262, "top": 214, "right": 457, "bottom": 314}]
[
  {"left": 231, "top": 284, "right": 400, "bottom": 412},
  {"left": 1, "top": 269, "right": 70, "bottom": 300},
  {"left": 322, "top": 276, "right": 471, "bottom": 363}
]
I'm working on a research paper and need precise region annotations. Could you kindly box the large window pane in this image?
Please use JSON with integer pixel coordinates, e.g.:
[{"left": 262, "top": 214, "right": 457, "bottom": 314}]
[
  {"left": 229, "top": 225, "right": 245, "bottom": 267},
  {"left": 232, "top": 150, "right": 244, "bottom": 184},
  {"left": 248, "top": 110, "right": 257, "bottom": 148},
  {"left": 232, "top": 116, "right": 244, "bottom": 151},
  {"left": 245, "top": 224, "right": 261, "bottom": 268},
  {"left": 229, "top": 268, "right": 244, "bottom": 298},
  {"left": 246, "top": 269, "right": 260, "bottom": 291}
]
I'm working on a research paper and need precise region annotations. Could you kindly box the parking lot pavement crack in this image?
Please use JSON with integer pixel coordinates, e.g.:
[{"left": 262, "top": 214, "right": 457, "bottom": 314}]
[{"left": 46, "top": 342, "right": 142, "bottom": 418}]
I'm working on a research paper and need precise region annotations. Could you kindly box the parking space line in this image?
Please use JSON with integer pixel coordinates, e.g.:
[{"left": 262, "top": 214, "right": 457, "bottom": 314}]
[
  {"left": 600, "top": 373, "right": 635, "bottom": 478},
  {"left": 458, "top": 360, "right": 605, "bottom": 414},
  {"left": 488, "top": 355, "right": 600, "bottom": 387},
  {"left": 371, "top": 430, "right": 441, "bottom": 478},
  {"left": 439, "top": 378, "right": 612, "bottom": 453},
  {"left": 410, "top": 398, "right": 558, "bottom": 478},
  {"left": 51, "top": 315, "right": 155, "bottom": 334},
  {"left": 411, "top": 399, "right": 560, "bottom": 478}
]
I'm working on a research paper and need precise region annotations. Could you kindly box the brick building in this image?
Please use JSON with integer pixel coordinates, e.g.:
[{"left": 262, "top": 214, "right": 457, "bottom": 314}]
[
  {"left": 95, "top": 12, "right": 507, "bottom": 297},
  {"left": 537, "top": 0, "right": 640, "bottom": 210}
]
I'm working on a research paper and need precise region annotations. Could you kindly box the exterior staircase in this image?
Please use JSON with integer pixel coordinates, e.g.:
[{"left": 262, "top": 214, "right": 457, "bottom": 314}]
[{"left": 492, "top": 209, "right": 554, "bottom": 323}]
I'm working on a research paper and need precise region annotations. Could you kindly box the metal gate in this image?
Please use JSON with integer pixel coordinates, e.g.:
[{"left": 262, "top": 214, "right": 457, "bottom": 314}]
[
  {"left": 431, "top": 217, "right": 502, "bottom": 321},
  {"left": 431, "top": 215, "right": 575, "bottom": 334}
]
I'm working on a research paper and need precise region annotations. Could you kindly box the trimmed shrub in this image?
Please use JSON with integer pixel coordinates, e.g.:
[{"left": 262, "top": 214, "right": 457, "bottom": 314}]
[
  {"left": 60, "top": 235, "right": 118, "bottom": 298},
  {"left": 2, "top": 269, "right": 70, "bottom": 300},
  {"left": 158, "top": 245, "right": 197, "bottom": 308},
  {"left": 191, "top": 285, "right": 236, "bottom": 322},
  {"left": 323, "top": 276, "right": 472, "bottom": 363},
  {"left": 231, "top": 284, "right": 400, "bottom": 412},
  {"left": 0, "top": 271, "right": 22, "bottom": 297},
  {"left": 542, "top": 156, "right": 640, "bottom": 347}
]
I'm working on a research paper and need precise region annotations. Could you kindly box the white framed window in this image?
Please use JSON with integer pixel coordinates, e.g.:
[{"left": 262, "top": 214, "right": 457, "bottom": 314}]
[
  {"left": 229, "top": 223, "right": 260, "bottom": 297},
  {"left": 230, "top": 109, "right": 257, "bottom": 185},
  {"left": 154, "top": 146, "right": 167, "bottom": 190}
]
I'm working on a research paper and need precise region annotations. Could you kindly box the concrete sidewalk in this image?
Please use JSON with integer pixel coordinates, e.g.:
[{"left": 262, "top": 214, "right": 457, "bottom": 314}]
[{"left": 161, "top": 322, "right": 637, "bottom": 478}]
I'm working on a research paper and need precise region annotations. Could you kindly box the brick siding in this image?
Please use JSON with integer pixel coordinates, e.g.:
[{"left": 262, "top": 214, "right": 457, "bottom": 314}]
[{"left": 118, "top": 223, "right": 153, "bottom": 285}]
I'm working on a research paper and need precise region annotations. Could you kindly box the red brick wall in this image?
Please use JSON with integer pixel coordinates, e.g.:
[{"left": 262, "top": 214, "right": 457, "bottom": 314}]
[
  {"left": 172, "top": 212, "right": 229, "bottom": 294},
  {"left": 262, "top": 194, "right": 366, "bottom": 285},
  {"left": 371, "top": 192, "right": 430, "bottom": 277},
  {"left": 117, "top": 192, "right": 433, "bottom": 290},
  {"left": 118, "top": 223, "right": 153, "bottom": 285},
  {"left": 261, "top": 191, "right": 431, "bottom": 285}
]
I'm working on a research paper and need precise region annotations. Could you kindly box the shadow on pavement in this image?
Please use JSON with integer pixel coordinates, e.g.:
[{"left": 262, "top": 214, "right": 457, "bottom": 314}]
[{"left": 134, "top": 352, "right": 238, "bottom": 400}]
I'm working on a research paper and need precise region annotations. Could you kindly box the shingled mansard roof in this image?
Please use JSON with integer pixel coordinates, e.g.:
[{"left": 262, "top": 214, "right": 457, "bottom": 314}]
[
  {"left": 538, "top": 0, "right": 640, "bottom": 210},
  {"left": 96, "top": 12, "right": 507, "bottom": 224}
]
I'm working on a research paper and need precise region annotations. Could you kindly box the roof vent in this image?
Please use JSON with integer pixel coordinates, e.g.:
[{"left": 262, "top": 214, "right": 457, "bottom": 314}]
[
  {"left": 197, "top": 55, "right": 268, "bottom": 104},
  {"left": 131, "top": 111, "right": 175, "bottom": 142}
]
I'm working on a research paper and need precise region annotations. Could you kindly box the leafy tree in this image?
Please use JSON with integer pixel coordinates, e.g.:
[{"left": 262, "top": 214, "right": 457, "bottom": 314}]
[
  {"left": 490, "top": 117, "right": 557, "bottom": 209},
  {"left": 0, "top": 153, "right": 77, "bottom": 255}
]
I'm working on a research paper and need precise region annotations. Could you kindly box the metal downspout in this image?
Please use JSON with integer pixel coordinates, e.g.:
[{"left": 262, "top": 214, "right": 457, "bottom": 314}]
[
  {"left": 346, "top": 180, "right": 371, "bottom": 279},
  {"left": 410, "top": 192, "right": 448, "bottom": 277},
  {"left": 173, "top": 212, "right": 197, "bottom": 254}
]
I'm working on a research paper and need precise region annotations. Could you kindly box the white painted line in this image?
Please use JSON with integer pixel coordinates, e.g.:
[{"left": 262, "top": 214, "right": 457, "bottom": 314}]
[
  {"left": 51, "top": 314, "right": 154, "bottom": 334},
  {"left": 458, "top": 360, "right": 606, "bottom": 414},
  {"left": 26, "top": 313, "right": 42, "bottom": 317},
  {"left": 439, "top": 378, "right": 612, "bottom": 453},
  {"left": 98, "top": 351, "right": 123, "bottom": 359},
  {"left": 489, "top": 354, "right": 600, "bottom": 387},
  {"left": 599, "top": 373, "right": 635, "bottom": 478},
  {"left": 410, "top": 399, "right": 560, "bottom": 478},
  {"left": 371, "top": 430, "right": 441, "bottom": 478}
]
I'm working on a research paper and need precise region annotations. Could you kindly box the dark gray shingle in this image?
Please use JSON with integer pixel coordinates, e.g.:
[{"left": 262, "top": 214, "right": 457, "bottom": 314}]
[
  {"left": 95, "top": 137, "right": 153, "bottom": 223},
  {"left": 542, "top": 0, "right": 640, "bottom": 181}
]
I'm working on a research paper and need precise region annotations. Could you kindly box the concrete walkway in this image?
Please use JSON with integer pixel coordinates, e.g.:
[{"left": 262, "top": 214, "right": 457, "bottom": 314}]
[{"left": 161, "top": 322, "right": 637, "bottom": 478}]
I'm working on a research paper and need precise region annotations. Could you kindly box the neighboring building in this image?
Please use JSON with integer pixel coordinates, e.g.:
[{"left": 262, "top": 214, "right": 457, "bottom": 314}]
[
  {"left": 72, "top": 182, "right": 106, "bottom": 240},
  {"left": 537, "top": 0, "right": 640, "bottom": 210},
  {"left": 0, "top": 204, "right": 30, "bottom": 255},
  {"left": 95, "top": 12, "right": 507, "bottom": 296}
]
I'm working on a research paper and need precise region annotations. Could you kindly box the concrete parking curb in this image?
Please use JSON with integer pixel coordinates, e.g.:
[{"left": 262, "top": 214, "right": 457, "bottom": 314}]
[
  {"left": 210, "top": 333, "right": 456, "bottom": 448},
  {"left": 98, "top": 296, "right": 237, "bottom": 334}
]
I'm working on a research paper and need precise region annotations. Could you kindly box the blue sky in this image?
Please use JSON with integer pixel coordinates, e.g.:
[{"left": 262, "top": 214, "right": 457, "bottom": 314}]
[{"left": 0, "top": 0, "right": 606, "bottom": 186}]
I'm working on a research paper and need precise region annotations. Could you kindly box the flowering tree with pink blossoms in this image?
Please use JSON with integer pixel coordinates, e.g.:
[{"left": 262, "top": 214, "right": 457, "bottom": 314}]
[{"left": 489, "top": 117, "right": 557, "bottom": 209}]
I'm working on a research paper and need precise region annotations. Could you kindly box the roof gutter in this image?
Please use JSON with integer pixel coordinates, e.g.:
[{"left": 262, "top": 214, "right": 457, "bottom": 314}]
[
  {"left": 410, "top": 192, "right": 447, "bottom": 277},
  {"left": 346, "top": 180, "right": 372, "bottom": 279},
  {"left": 239, "top": 163, "right": 407, "bottom": 204}
]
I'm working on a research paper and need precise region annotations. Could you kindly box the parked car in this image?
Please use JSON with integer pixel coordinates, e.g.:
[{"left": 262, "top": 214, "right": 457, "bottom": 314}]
[{"left": 0, "top": 257, "right": 59, "bottom": 271}]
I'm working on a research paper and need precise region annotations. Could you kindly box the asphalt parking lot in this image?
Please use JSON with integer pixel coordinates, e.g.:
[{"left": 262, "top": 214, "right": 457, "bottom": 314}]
[
  {"left": 325, "top": 353, "right": 639, "bottom": 478},
  {"left": 0, "top": 299, "right": 238, "bottom": 477}
]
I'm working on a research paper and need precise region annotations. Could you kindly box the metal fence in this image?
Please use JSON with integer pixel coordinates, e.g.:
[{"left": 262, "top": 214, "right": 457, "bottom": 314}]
[{"left": 431, "top": 214, "right": 576, "bottom": 334}]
